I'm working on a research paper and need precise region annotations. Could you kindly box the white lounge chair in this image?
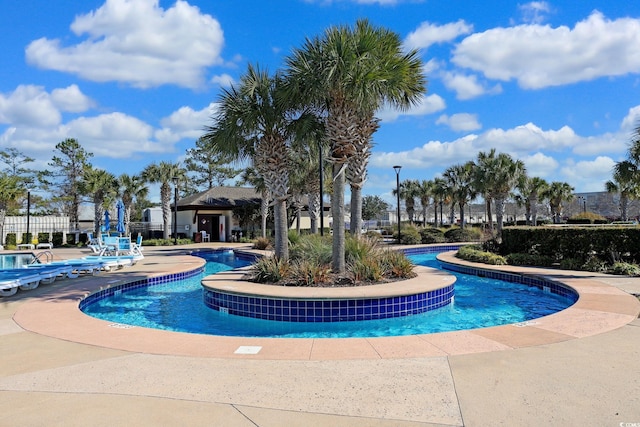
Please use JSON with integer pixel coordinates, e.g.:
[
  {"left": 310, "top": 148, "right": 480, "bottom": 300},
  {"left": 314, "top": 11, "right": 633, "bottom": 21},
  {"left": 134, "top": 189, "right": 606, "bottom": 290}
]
[{"left": 0, "top": 270, "right": 41, "bottom": 294}]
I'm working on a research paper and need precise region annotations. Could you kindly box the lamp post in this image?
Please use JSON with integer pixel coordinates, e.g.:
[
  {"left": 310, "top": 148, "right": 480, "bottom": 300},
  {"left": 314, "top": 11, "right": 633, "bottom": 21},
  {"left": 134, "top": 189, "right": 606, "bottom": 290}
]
[
  {"left": 172, "top": 177, "right": 178, "bottom": 245},
  {"left": 26, "top": 188, "right": 31, "bottom": 245},
  {"left": 393, "top": 165, "right": 402, "bottom": 245},
  {"left": 318, "top": 141, "right": 324, "bottom": 236}
]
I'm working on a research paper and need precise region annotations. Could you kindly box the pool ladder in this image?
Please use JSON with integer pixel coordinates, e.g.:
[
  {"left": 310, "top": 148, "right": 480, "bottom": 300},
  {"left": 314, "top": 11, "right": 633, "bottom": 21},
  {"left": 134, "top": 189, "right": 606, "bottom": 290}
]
[{"left": 33, "top": 250, "right": 54, "bottom": 264}]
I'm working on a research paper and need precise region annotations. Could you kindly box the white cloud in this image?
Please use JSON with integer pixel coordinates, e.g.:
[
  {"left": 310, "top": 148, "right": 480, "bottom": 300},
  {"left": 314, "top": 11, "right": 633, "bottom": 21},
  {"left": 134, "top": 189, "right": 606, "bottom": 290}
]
[
  {"left": 404, "top": 20, "right": 473, "bottom": 51},
  {"left": 453, "top": 11, "right": 640, "bottom": 89},
  {"left": 436, "top": 113, "right": 481, "bottom": 132},
  {"left": 441, "top": 71, "right": 502, "bottom": 100},
  {"left": 25, "top": 0, "right": 225, "bottom": 89},
  {"left": 518, "top": 2, "right": 551, "bottom": 24},
  {"left": 156, "top": 103, "right": 219, "bottom": 143},
  {"left": 51, "top": 84, "right": 95, "bottom": 112},
  {"left": 377, "top": 94, "right": 446, "bottom": 122},
  {"left": 560, "top": 156, "right": 615, "bottom": 191},
  {"left": 210, "top": 74, "right": 235, "bottom": 88},
  {"left": 520, "top": 152, "right": 559, "bottom": 178},
  {"left": 0, "top": 85, "right": 62, "bottom": 127}
]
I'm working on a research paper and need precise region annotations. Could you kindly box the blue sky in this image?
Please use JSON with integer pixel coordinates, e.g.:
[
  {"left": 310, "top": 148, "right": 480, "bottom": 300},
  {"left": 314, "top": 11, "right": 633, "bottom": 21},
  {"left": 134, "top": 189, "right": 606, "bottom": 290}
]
[{"left": 1, "top": 0, "right": 640, "bottom": 204}]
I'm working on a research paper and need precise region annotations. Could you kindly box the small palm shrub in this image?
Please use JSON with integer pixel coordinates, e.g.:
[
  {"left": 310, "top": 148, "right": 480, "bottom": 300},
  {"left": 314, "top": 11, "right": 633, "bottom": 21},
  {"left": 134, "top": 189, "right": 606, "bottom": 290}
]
[
  {"left": 609, "top": 262, "right": 640, "bottom": 276},
  {"left": 288, "top": 230, "right": 302, "bottom": 246},
  {"left": 420, "top": 228, "right": 446, "bottom": 244},
  {"left": 380, "top": 249, "right": 416, "bottom": 278},
  {"left": 582, "top": 256, "right": 608, "bottom": 273},
  {"left": 559, "top": 257, "right": 583, "bottom": 270},
  {"left": 290, "top": 234, "right": 332, "bottom": 265},
  {"left": 349, "top": 257, "right": 386, "bottom": 282},
  {"left": 250, "top": 256, "right": 290, "bottom": 283},
  {"left": 253, "top": 237, "right": 271, "bottom": 250},
  {"left": 289, "top": 259, "right": 331, "bottom": 286},
  {"left": 345, "top": 235, "right": 379, "bottom": 262}
]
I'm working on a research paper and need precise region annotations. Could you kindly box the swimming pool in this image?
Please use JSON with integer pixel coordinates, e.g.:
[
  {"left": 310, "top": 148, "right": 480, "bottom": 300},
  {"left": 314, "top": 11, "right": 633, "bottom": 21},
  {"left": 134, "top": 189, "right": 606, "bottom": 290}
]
[
  {"left": 0, "top": 253, "right": 36, "bottom": 269},
  {"left": 81, "top": 249, "right": 577, "bottom": 338}
]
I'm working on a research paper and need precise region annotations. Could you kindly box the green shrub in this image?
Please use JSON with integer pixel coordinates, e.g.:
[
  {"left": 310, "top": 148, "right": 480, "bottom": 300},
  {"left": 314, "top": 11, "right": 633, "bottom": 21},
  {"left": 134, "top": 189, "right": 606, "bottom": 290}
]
[
  {"left": 506, "top": 253, "right": 555, "bottom": 267},
  {"left": 52, "top": 232, "right": 63, "bottom": 247},
  {"left": 445, "top": 227, "right": 482, "bottom": 242},
  {"left": 5, "top": 233, "right": 16, "bottom": 247},
  {"left": 345, "top": 235, "right": 380, "bottom": 262},
  {"left": 38, "top": 232, "right": 50, "bottom": 244},
  {"left": 143, "top": 238, "right": 191, "bottom": 246},
  {"left": 349, "top": 257, "right": 386, "bottom": 282},
  {"left": 420, "top": 227, "right": 446, "bottom": 244},
  {"left": 396, "top": 225, "right": 421, "bottom": 245},
  {"left": 288, "top": 230, "right": 302, "bottom": 246},
  {"left": 559, "top": 257, "right": 583, "bottom": 270},
  {"left": 21, "top": 232, "right": 33, "bottom": 245},
  {"left": 456, "top": 245, "right": 507, "bottom": 265},
  {"left": 582, "top": 256, "right": 608, "bottom": 272},
  {"left": 609, "top": 262, "right": 640, "bottom": 276}
]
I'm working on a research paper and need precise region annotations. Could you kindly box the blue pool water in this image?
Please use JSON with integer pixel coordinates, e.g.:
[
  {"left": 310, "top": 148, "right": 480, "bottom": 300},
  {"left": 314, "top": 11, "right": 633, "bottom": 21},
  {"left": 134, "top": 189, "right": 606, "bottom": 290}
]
[
  {"left": 81, "top": 250, "right": 576, "bottom": 338},
  {"left": 0, "top": 253, "right": 36, "bottom": 269}
]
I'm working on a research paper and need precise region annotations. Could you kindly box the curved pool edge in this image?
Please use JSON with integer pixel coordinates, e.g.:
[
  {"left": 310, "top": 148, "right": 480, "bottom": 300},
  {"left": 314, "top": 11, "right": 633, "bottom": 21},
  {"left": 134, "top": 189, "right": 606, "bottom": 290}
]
[
  {"left": 201, "top": 265, "right": 456, "bottom": 322},
  {"left": 10, "top": 245, "right": 640, "bottom": 360}
]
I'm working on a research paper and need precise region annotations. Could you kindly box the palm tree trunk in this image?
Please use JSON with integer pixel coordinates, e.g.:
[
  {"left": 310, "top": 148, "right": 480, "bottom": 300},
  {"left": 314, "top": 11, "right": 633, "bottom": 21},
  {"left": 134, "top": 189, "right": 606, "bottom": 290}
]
[
  {"left": 308, "top": 192, "right": 320, "bottom": 234},
  {"left": 459, "top": 202, "right": 466, "bottom": 229},
  {"left": 332, "top": 163, "right": 346, "bottom": 273},
  {"left": 485, "top": 199, "right": 493, "bottom": 234},
  {"left": 349, "top": 186, "right": 363, "bottom": 236},
  {"left": 161, "top": 183, "right": 171, "bottom": 240},
  {"left": 620, "top": 195, "right": 629, "bottom": 221},
  {"left": 273, "top": 199, "right": 289, "bottom": 261},
  {"left": 495, "top": 196, "right": 506, "bottom": 238},
  {"left": 261, "top": 189, "right": 269, "bottom": 239},
  {"left": 530, "top": 195, "right": 538, "bottom": 226}
]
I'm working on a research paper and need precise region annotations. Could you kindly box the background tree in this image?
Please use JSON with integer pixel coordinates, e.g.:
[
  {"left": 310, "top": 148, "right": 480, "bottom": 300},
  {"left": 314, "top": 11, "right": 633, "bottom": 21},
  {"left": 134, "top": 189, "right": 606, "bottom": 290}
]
[
  {"left": 416, "top": 179, "right": 433, "bottom": 226},
  {"left": 79, "top": 167, "right": 119, "bottom": 235},
  {"left": 544, "top": 181, "right": 575, "bottom": 224},
  {"left": 142, "top": 161, "right": 185, "bottom": 240},
  {"left": 119, "top": 173, "right": 149, "bottom": 235},
  {"left": 361, "top": 195, "right": 389, "bottom": 227},
  {"left": 605, "top": 160, "right": 639, "bottom": 221},
  {"left": 285, "top": 18, "right": 425, "bottom": 271},
  {"left": 40, "top": 138, "right": 93, "bottom": 231},
  {"left": 431, "top": 177, "right": 449, "bottom": 227},
  {"left": 0, "top": 173, "right": 21, "bottom": 243},
  {"left": 514, "top": 176, "right": 549, "bottom": 226},
  {"left": 237, "top": 167, "right": 271, "bottom": 239},
  {"left": 394, "top": 179, "right": 419, "bottom": 224},
  {"left": 443, "top": 162, "right": 476, "bottom": 228},
  {"left": 185, "top": 137, "right": 240, "bottom": 193}
]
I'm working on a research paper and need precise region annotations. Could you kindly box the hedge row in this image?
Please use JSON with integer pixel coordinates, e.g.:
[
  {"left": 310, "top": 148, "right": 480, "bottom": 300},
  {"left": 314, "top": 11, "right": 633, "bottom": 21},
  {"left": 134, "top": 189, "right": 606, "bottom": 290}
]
[{"left": 501, "top": 226, "right": 640, "bottom": 263}]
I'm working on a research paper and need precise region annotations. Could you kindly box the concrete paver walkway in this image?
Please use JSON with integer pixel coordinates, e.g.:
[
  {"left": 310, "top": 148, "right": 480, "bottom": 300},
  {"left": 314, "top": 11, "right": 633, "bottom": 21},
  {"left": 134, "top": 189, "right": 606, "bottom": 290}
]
[{"left": 1, "top": 244, "right": 639, "bottom": 426}]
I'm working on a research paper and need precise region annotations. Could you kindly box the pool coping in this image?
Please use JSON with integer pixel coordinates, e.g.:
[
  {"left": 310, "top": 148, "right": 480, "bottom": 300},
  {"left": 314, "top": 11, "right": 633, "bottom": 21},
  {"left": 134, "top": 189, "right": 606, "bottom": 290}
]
[{"left": 10, "top": 247, "right": 640, "bottom": 360}]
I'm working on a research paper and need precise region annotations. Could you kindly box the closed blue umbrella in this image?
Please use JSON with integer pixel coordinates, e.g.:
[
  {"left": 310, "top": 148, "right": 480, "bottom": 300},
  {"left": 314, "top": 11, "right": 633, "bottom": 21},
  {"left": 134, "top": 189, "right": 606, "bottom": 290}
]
[
  {"left": 104, "top": 210, "right": 111, "bottom": 232},
  {"left": 116, "top": 200, "right": 126, "bottom": 235}
]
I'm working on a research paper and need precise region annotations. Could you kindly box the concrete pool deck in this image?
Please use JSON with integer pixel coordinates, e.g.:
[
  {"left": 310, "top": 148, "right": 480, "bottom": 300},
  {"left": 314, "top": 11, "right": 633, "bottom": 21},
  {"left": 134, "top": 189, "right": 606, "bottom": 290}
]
[{"left": 1, "top": 243, "right": 639, "bottom": 425}]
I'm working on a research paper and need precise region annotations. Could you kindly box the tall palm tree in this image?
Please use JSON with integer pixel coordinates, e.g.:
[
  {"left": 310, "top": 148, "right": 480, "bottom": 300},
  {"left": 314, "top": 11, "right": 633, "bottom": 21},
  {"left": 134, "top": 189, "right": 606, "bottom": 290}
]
[
  {"left": 431, "top": 177, "right": 449, "bottom": 227},
  {"left": 201, "top": 64, "right": 316, "bottom": 260},
  {"left": 119, "top": 173, "right": 148, "bottom": 235},
  {"left": 238, "top": 167, "right": 271, "bottom": 239},
  {"left": 443, "top": 162, "right": 476, "bottom": 228},
  {"left": 393, "top": 179, "right": 420, "bottom": 225},
  {"left": 514, "top": 176, "right": 549, "bottom": 226},
  {"left": 544, "top": 181, "right": 575, "bottom": 224},
  {"left": 605, "top": 160, "right": 640, "bottom": 221},
  {"left": 0, "top": 173, "right": 21, "bottom": 240},
  {"left": 142, "top": 161, "right": 185, "bottom": 240},
  {"left": 348, "top": 115, "right": 379, "bottom": 236},
  {"left": 475, "top": 149, "right": 526, "bottom": 238},
  {"left": 79, "top": 167, "right": 119, "bottom": 235},
  {"left": 285, "top": 19, "right": 426, "bottom": 272},
  {"left": 416, "top": 179, "right": 434, "bottom": 226}
]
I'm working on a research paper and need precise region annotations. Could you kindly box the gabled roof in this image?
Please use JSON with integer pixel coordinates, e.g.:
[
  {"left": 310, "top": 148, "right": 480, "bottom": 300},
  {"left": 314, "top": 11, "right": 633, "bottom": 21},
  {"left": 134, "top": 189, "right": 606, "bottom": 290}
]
[{"left": 177, "top": 186, "right": 261, "bottom": 209}]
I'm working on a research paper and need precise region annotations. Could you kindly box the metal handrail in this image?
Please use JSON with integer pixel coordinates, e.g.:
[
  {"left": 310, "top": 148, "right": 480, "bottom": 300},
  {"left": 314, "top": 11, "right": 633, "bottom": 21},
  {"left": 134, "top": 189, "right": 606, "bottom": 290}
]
[{"left": 33, "top": 250, "right": 53, "bottom": 264}]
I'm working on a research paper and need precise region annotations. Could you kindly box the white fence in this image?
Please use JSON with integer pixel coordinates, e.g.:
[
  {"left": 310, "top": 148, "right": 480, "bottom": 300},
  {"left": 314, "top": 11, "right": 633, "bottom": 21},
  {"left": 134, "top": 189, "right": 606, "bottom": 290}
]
[{"left": 1, "top": 216, "right": 70, "bottom": 245}]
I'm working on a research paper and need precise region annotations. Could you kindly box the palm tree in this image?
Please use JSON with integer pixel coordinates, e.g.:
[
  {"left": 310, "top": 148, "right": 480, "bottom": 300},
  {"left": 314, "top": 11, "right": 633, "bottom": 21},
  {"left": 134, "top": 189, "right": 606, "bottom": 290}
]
[
  {"left": 431, "top": 177, "right": 449, "bottom": 227},
  {"left": 443, "top": 162, "right": 476, "bottom": 228},
  {"left": 201, "top": 64, "right": 316, "bottom": 260},
  {"left": 119, "top": 173, "right": 148, "bottom": 235},
  {"left": 514, "top": 176, "right": 549, "bottom": 226},
  {"left": 544, "top": 181, "right": 575, "bottom": 224},
  {"left": 348, "top": 115, "right": 379, "bottom": 236},
  {"left": 142, "top": 161, "right": 185, "bottom": 240},
  {"left": 416, "top": 179, "right": 434, "bottom": 226},
  {"left": 79, "top": 167, "right": 119, "bottom": 235},
  {"left": 284, "top": 19, "right": 426, "bottom": 272},
  {"left": 393, "top": 179, "right": 420, "bottom": 225},
  {"left": 475, "top": 149, "right": 526, "bottom": 238},
  {"left": 237, "top": 167, "right": 270, "bottom": 239},
  {"left": 605, "top": 160, "right": 639, "bottom": 221}
]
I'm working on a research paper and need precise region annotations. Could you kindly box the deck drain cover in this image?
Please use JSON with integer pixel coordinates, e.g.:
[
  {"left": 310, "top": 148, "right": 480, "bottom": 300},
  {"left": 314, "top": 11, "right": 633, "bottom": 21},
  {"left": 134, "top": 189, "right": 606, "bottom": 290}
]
[{"left": 235, "top": 346, "right": 262, "bottom": 355}]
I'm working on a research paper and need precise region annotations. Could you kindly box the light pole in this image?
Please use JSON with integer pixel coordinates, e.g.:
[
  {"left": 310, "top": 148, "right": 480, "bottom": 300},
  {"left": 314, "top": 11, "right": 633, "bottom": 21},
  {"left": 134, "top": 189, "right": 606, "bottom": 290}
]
[
  {"left": 393, "top": 165, "right": 402, "bottom": 245},
  {"left": 26, "top": 188, "right": 31, "bottom": 245},
  {"left": 172, "top": 177, "right": 178, "bottom": 245},
  {"left": 318, "top": 141, "right": 324, "bottom": 236}
]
